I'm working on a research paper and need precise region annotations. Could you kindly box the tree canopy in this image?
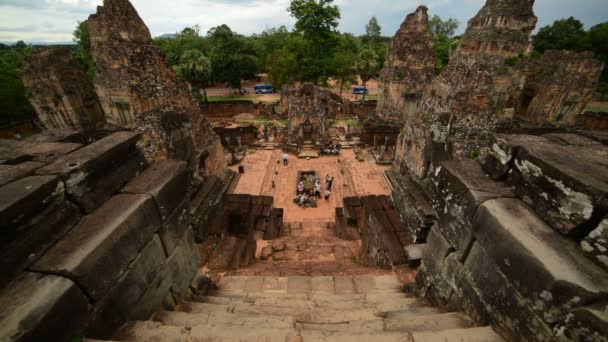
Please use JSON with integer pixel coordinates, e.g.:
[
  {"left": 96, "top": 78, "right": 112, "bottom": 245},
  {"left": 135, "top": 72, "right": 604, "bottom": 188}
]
[
  {"left": 533, "top": 19, "right": 608, "bottom": 96},
  {"left": 428, "top": 15, "right": 460, "bottom": 75}
]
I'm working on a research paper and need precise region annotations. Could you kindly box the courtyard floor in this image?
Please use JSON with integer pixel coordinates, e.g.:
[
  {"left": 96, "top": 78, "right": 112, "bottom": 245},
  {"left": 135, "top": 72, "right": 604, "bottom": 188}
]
[{"left": 229, "top": 148, "right": 391, "bottom": 224}]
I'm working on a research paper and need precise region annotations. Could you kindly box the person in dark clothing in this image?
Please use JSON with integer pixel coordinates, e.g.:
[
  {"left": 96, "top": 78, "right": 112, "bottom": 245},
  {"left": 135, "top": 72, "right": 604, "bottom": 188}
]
[{"left": 328, "top": 176, "right": 334, "bottom": 191}]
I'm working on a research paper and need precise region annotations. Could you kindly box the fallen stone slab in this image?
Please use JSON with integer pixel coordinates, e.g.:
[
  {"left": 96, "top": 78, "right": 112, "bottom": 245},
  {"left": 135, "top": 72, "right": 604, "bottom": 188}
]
[
  {"left": 31, "top": 194, "right": 161, "bottom": 301},
  {"left": 479, "top": 134, "right": 549, "bottom": 180},
  {"left": 508, "top": 137, "right": 608, "bottom": 236},
  {"left": 0, "top": 272, "right": 90, "bottom": 342},
  {"left": 122, "top": 159, "right": 188, "bottom": 221},
  {"left": 581, "top": 217, "right": 608, "bottom": 272},
  {"left": 473, "top": 198, "right": 608, "bottom": 314},
  {"left": 404, "top": 244, "right": 424, "bottom": 266},
  {"left": 36, "top": 131, "right": 144, "bottom": 213},
  {"left": 554, "top": 304, "right": 608, "bottom": 341}
]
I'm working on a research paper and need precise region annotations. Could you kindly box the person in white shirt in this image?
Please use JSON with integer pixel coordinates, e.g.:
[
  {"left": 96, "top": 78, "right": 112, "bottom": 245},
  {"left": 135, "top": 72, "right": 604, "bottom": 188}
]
[{"left": 283, "top": 153, "right": 289, "bottom": 166}]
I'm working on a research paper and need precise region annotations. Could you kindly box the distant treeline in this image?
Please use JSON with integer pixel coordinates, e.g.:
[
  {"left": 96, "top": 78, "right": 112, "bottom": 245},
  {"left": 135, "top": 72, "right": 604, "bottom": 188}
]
[{"left": 1, "top": 0, "right": 606, "bottom": 122}]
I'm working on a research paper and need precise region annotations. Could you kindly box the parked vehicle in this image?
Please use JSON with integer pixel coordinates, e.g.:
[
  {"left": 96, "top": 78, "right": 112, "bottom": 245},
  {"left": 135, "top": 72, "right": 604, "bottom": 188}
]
[
  {"left": 353, "top": 86, "right": 368, "bottom": 95},
  {"left": 254, "top": 84, "right": 275, "bottom": 94}
]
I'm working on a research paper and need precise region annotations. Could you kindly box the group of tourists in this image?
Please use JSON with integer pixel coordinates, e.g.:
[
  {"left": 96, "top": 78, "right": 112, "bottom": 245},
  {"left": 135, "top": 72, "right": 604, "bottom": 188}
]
[
  {"left": 294, "top": 174, "right": 335, "bottom": 208},
  {"left": 320, "top": 143, "right": 341, "bottom": 156}
]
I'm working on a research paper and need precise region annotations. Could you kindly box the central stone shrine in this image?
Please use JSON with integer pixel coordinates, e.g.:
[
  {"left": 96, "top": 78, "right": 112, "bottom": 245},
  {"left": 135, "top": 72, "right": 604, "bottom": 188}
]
[{"left": 281, "top": 83, "right": 345, "bottom": 152}]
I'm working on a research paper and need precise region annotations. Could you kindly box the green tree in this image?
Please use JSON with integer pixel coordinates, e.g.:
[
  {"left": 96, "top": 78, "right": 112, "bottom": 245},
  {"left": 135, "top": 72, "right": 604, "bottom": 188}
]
[
  {"left": 176, "top": 49, "right": 213, "bottom": 102},
  {"left": 0, "top": 44, "right": 34, "bottom": 121},
  {"left": 355, "top": 47, "right": 381, "bottom": 101},
  {"left": 364, "top": 16, "right": 382, "bottom": 45},
  {"left": 154, "top": 26, "right": 210, "bottom": 67},
  {"left": 588, "top": 22, "right": 608, "bottom": 95},
  {"left": 428, "top": 15, "right": 459, "bottom": 40},
  {"left": 207, "top": 24, "right": 258, "bottom": 91},
  {"left": 288, "top": 0, "right": 341, "bottom": 84},
  {"left": 73, "top": 20, "right": 95, "bottom": 78},
  {"left": 428, "top": 15, "right": 460, "bottom": 74},
  {"left": 533, "top": 17, "right": 590, "bottom": 53}
]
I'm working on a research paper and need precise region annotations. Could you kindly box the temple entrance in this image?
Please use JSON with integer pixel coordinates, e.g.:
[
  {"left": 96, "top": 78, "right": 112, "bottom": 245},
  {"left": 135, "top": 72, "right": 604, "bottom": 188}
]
[{"left": 302, "top": 119, "right": 314, "bottom": 142}]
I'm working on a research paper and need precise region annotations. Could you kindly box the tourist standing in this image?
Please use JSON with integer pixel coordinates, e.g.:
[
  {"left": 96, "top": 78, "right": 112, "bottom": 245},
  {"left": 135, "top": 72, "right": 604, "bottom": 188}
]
[
  {"left": 283, "top": 153, "right": 289, "bottom": 166},
  {"left": 314, "top": 180, "right": 322, "bottom": 198},
  {"left": 324, "top": 175, "right": 330, "bottom": 188},
  {"left": 298, "top": 181, "right": 305, "bottom": 195},
  {"left": 325, "top": 190, "right": 331, "bottom": 200},
  {"left": 328, "top": 176, "right": 334, "bottom": 191}
]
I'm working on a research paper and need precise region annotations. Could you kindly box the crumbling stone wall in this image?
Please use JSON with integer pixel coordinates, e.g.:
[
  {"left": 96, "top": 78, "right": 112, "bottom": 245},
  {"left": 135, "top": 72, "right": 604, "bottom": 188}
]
[
  {"left": 0, "top": 132, "right": 205, "bottom": 341},
  {"left": 413, "top": 132, "right": 608, "bottom": 341},
  {"left": 516, "top": 50, "right": 605, "bottom": 128},
  {"left": 88, "top": 0, "right": 226, "bottom": 179},
  {"left": 397, "top": 0, "right": 537, "bottom": 179},
  {"left": 281, "top": 83, "right": 344, "bottom": 145},
  {"left": 22, "top": 47, "right": 106, "bottom": 132},
  {"left": 201, "top": 101, "right": 279, "bottom": 119},
  {"left": 336, "top": 196, "right": 411, "bottom": 269},
  {"left": 376, "top": 6, "right": 435, "bottom": 125}
]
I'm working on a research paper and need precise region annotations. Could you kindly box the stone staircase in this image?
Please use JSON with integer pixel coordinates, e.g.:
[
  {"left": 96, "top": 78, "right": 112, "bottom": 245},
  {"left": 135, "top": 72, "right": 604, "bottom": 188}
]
[{"left": 92, "top": 274, "right": 504, "bottom": 342}]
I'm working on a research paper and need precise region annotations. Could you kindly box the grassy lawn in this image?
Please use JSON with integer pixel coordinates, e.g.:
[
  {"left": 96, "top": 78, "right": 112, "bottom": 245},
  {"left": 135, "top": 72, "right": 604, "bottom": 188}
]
[
  {"left": 206, "top": 96, "right": 261, "bottom": 103},
  {"left": 363, "top": 95, "right": 378, "bottom": 101},
  {"left": 235, "top": 115, "right": 288, "bottom": 127},
  {"left": 585, "top": 101, "right": 608, "bottom": 113}
]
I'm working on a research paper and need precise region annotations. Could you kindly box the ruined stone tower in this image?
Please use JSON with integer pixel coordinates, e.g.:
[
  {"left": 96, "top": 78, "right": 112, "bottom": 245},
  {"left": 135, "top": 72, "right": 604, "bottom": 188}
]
[
  {"left": 396, "top": 0, "right": 537, "bottom": 179},
  {"left": 88, "top": 0, "right": 226, "bottom": 178},
  {"left": 21, "top": 47, "right": 106, "bottom": 132},
  {"left": 516, "top": 50, "right": 605, "bottom": 127},
  {"left": 376, "top": 6, "right": 435, "bottom": 125}
]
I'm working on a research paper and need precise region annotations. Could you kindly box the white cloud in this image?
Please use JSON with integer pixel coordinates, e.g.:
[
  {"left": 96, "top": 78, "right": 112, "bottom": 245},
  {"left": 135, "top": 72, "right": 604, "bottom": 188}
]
[{"left": 0, "top": 0, "right": 607, "bottom": 43}]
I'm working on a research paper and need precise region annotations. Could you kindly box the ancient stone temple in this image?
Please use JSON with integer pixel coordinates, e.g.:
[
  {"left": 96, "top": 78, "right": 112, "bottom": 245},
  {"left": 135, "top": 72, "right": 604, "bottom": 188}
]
[
  {"left": 397, "top": 0, "right": 537, "bottom": 179},
  {"left": 88, "top": 0, "right": 225, "bottom": 178},
  {"left": 376, "top": 6, "right": 435, "bottom": 125},
  {"left": 2, "top": 0, "right": 608, "bottom": 341},
  {"left": 21, "top": 47, "right": 106, "bottom": 132},
  {"left": 281, "top": 83, "right": 343, "bottom": 145},
  {"left": 516, "top": 50, "right": 605, "bottom": 128}
]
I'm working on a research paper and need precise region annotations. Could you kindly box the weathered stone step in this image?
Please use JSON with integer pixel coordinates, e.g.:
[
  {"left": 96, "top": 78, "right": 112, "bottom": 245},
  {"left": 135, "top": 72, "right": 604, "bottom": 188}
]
[
  {"left": 195, "top": 293, "right": 423, "bottom": 312},
  {"left": 383, "top": 312, "right": 474, "bottom": 332},
  {"left": 114, "top": 320, "right": 299, "bottom": 342},
  {"left": 300, "top": 331, "right": 409, "bottom": 342},
  {"left": 188, "top": 326, "right": 299, "bottom": 342},
  {"left": 114, "top": 321, "right": 189, "bottom": 342},
  {"left": 217, "top": 275, "right": 402, "bottom": 295},
  {"left": 410, "top": 326, "right": 504, "bottom": 342},
  {"left": 184, "top": 301, "right": 432, "bottom": 324},
  {"left": 153, "top": 310, "right": 296, "bottom": 330}
]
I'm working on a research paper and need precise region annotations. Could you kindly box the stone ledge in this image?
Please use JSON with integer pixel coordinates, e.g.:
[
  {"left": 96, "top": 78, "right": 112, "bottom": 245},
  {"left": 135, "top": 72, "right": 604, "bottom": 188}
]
[
  {"left": 508, "top": 137, "right": 608, "bottom": 236},
  {"left": 473, "top": 198, "right": 608, "bottom": 311},
  {"left": 0, "top": 161, "right": 46, "bottom": 187},
  {"left": 122, "top": 159, "right": 188, "bottom": 221},
  {"left": 0, "top": 272, "right": 90, "bottom": 342},
  {"left": 86, "top": 235, "right": 167, "bottom": 339},
  {"left": 431, "top": 159, "right": 514, "bottom": 250},
  {"left": 36, "top": 131, "right": 144, "bottom": 213},
  {"left": 0, "top": 176, "right": 81, "bottom": 287},
  {"left": 479, "top": 134, "right": 548, "bottom": 180},
  {"left": 31, "top": 194, "right": 162, "bottom": 301}
]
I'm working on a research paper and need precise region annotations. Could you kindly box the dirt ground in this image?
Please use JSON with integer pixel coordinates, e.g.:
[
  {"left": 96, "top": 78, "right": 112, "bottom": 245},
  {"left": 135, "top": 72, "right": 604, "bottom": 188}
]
[
  {"left": 205, "top": 78, "right": 379, "bottom": 103},
  {"left": 229, "top": 148, "right": 391, "bottom": 224}
]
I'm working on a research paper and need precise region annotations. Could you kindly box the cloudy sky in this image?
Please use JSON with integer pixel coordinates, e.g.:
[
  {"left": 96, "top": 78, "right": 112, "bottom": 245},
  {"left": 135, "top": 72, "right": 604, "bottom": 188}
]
[{"left": 0, "top": 0, "right": 607, "bottom": 43}]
